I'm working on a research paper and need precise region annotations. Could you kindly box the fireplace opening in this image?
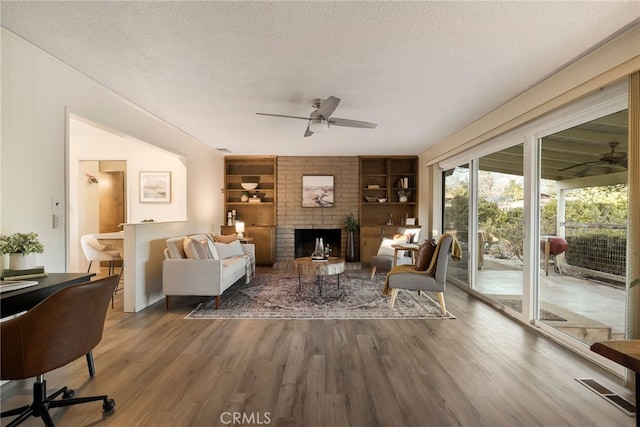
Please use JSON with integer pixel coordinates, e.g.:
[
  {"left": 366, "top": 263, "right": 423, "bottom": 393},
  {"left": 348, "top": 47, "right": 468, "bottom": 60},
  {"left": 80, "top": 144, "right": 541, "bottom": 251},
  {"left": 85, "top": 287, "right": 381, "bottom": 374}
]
[{"left": 295, "top": 229, "right": 341, "bottom": 258}]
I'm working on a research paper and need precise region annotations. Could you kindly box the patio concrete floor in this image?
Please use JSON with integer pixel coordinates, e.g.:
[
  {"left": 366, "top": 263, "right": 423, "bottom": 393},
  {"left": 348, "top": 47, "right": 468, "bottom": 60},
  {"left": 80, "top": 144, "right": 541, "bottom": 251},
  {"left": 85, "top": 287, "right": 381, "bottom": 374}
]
[{"left": 448, "top": 261, "right": 626, "bottom": 343}]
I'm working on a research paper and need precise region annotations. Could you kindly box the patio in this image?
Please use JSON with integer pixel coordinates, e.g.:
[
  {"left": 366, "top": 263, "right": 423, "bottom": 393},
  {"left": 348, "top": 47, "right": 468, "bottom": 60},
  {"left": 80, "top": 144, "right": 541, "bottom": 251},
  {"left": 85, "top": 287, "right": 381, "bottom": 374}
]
[{"left": 449, "top": 258, "right": 626, "bottom": 345}]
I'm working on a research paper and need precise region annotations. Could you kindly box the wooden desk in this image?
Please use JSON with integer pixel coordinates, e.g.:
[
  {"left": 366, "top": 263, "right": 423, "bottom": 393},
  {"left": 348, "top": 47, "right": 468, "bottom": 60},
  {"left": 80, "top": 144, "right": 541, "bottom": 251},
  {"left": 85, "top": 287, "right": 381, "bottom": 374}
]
[
  {"left": 1, "top": 272, "right": 94, "bottom": 318},
  {"left": 591, "top": 340, "right": 640, "bottom": 425}
]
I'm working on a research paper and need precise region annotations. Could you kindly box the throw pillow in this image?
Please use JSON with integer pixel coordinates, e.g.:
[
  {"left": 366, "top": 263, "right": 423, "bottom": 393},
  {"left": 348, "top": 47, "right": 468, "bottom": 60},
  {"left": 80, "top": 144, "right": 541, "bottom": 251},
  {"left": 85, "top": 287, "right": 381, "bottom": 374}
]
[
  {"left": 213, "top": 234, "right": 237, "bottom": 244},
  {"left": 397, "top": 227, "right": 421, "bottom": 243},
  {"left": 183, "top": 237, "right": 213, "bottom": 259},
  {"left": 376, "top": 235, "right": 408, "bottom": 257},
  {"left": 214, "top": 240, "right": 245, "bottom": 259},
  {"left": 204, "top": 234, "right": 219, "bottom": 260},
  {"left": 165, "top": 237, "right": 187, "bottom": 259},
  {"left": 415, "top": 240, "right": 437, "bottom": 271}
]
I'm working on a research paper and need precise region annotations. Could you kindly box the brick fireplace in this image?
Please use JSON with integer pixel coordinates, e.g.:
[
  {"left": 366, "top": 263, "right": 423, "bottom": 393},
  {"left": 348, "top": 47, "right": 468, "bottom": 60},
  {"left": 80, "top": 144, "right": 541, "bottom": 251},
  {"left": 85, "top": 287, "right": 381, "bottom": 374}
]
[{"left": 276, "top": 156, "right": 360, "bottom": 261}]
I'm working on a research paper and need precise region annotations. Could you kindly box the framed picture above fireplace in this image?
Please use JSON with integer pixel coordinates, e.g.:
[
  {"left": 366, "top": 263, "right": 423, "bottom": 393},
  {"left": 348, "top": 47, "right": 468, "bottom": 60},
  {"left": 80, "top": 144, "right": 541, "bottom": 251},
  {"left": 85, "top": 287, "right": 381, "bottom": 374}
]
[{"left": 302, "top": 175, "right": 334, "bottom": 208}]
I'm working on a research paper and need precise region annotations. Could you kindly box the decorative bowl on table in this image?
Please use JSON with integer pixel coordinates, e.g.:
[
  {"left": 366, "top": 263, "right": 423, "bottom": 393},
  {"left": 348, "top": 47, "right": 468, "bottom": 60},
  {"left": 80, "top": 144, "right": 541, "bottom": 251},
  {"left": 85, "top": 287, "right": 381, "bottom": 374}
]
[
  {"left": 241, "top": 183, "right": 258, "bottom": 190},
  {"left": 364, "top": 196, "right": 377, "bottom": 202},
  {"left": 377, "top": 198, "right": 387, "bottom": 203}
]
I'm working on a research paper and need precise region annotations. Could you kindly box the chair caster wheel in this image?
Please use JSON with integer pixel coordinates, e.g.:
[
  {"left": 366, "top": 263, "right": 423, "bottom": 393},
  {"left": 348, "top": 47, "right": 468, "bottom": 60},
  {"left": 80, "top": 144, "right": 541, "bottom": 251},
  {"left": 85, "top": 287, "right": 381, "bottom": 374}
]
[
  {"left": 103, "top": 398, "right": 115, "bottom": 412},
  {"left": 63, "top": 389, "right": 75, "bottom": 399}
]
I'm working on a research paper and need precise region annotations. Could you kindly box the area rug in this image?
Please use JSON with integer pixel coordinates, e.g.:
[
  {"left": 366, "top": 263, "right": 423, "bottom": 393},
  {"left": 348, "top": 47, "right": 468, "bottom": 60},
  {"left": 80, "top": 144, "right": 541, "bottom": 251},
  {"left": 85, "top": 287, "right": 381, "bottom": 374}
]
[{"left": 185, "top": 270, "right": 455, "bottom": 320}]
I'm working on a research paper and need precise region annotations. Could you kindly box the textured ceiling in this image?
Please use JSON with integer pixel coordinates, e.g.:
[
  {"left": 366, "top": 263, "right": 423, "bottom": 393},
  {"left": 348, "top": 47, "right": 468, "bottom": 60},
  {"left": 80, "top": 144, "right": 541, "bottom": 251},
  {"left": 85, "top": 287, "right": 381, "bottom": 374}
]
[{"left": 2, "top": 1, "right": 639, "bottom": 156}]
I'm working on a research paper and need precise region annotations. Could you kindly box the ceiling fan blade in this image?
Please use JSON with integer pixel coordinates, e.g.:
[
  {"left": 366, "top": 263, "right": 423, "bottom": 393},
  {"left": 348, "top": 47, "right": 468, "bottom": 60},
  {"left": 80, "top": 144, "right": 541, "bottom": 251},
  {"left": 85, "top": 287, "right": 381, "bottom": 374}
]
[
  {"left": 256, "top": 112, "right": 310, "bottom": 121},
  {"left": 558, "top": 161, "right": 599, "bottom": 172},
  {"left": 576, "top": 162, "right": 602, "bottom": 177},
  {"left": 329, "top": 117, "right": 378, "bottom": 129},
  {"left": 304, "top": 126, "right": 313, "bottom": 137},
  {"left": 312, "top": 96, "right": 341, "bottom": 119}
]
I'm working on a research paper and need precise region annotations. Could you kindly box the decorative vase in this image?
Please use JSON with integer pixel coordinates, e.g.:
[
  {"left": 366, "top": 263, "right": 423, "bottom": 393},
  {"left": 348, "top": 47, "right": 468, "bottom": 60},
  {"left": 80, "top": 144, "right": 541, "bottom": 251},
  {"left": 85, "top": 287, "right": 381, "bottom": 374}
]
[
  {"left": 345, "top": 231, "right": 356, "bottom": 262},
  {"left": 241, "top": 195, "right": 249, "bottom": 202},
  {"left": 399, "top": 196, "right": 408, "bottom": 203},
  {"left": 311, "top": 238, "right": 325, "bottom": 260},
  {"left": 9, "top": 252, "right": 37, "bottom": 270}
]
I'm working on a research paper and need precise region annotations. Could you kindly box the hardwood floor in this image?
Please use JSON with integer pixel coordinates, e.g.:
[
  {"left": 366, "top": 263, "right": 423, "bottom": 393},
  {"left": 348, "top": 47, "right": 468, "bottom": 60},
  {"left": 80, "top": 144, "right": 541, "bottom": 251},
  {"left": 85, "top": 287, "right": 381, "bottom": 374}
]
[{"left": 0, "top": 268, "right": 634, "bottom": 426}]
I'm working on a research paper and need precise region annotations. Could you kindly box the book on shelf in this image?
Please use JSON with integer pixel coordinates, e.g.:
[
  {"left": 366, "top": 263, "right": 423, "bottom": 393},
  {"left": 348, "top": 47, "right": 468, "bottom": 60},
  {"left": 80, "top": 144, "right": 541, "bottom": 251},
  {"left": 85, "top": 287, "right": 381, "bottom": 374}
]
[{"left": 395, "top": 177, "right": 409, "bottom": 189}]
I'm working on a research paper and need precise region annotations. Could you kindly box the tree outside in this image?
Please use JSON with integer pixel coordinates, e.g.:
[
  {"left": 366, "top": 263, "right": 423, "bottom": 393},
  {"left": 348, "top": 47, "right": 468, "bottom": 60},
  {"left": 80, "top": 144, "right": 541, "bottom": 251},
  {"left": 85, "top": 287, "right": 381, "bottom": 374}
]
[{"left": 446, "top": 167, "right": 628, "bottom": 274}]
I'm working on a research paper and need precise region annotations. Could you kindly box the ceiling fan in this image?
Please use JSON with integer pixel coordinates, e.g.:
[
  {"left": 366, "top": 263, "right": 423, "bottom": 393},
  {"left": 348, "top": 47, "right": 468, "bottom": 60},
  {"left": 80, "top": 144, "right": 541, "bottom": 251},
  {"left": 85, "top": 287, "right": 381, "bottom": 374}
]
[
  {"left": 558, "top": 141, "right": 628, "bottom": 176},
  {"left": 256, "top": 96, "right": 377, "bottom": 137}
]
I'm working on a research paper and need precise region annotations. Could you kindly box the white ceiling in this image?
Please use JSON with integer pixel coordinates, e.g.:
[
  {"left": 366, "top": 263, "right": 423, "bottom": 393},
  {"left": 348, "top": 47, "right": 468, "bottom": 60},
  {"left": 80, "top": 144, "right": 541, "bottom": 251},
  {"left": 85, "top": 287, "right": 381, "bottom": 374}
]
[{"left": 2, "top": 1, "right": 639, "bottom": 157}]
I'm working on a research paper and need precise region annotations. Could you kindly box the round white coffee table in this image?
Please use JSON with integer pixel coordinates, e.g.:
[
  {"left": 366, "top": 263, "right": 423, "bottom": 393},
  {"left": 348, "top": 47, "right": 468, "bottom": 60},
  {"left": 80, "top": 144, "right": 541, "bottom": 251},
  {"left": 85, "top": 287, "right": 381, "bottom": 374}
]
[{"left": 293, "top": 257, "right": 345, "bottom": 296}]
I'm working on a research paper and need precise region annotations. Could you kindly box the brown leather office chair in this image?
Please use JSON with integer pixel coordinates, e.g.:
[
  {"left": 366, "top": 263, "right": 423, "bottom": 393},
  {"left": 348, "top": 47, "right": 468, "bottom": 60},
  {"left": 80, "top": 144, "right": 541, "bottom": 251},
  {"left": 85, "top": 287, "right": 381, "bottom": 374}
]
[{"left": 0, "top": 275, "right": 119, "bottom": 426}]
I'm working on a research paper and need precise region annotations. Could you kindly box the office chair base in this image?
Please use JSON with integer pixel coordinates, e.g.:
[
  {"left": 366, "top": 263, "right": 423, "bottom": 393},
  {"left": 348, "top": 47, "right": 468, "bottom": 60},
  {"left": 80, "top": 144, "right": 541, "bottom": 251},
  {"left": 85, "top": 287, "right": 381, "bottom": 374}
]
[{"left": 0, "top": 378, "right": 115, "bottom": 427}]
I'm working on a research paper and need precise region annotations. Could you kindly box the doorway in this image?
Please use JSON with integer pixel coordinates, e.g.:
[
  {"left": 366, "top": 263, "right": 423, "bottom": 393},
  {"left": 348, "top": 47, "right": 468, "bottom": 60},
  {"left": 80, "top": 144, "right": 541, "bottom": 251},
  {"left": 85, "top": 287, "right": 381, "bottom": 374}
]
[
  {"left": 78, "top": 160, "right": 126, "bottom": 270},
  {"left": 97, "top": 161, "right": 126, "bottom": 235}
]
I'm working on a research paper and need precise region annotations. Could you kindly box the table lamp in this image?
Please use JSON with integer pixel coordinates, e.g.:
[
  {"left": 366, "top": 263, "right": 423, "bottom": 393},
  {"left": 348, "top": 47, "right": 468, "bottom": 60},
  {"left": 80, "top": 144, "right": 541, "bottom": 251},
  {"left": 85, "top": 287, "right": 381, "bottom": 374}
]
[{"left": 235, "top": 221, "right": 245, "bottom": 239}]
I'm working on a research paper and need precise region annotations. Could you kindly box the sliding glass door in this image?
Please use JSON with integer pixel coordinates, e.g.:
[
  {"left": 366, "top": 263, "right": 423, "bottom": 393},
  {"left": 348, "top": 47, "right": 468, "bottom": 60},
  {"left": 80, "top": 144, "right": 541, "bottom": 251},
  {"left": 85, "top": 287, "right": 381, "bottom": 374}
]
[
  {"left": 537, "top": 109, "right": 628, "bottom": 344},
  {"left": 443, "top": 165, "right": 470, "bottom": 286},
  {"left": 475, "top": 144, "right": 525, "bottom": 313},
  {"left": 438, "top": 83, "right": 629, "bottom": 355}
]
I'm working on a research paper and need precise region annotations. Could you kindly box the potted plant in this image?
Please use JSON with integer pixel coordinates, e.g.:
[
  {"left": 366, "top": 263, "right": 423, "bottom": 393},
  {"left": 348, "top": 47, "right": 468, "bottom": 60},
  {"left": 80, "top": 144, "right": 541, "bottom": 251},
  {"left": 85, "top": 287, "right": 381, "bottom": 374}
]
[
  {"left": 344, "top": 213, "right": 359, "bottom": 262},
  {"left": 241, "top": 191, "right": 251, "bottom": 202},
  {"left": 0, "top": 232, "right": 45, "bottom": 270}
]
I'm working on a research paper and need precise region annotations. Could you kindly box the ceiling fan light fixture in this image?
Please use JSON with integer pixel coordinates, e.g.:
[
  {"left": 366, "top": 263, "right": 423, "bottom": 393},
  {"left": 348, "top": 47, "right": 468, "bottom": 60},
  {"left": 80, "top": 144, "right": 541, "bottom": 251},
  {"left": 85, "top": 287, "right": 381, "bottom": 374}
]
[
  {"left": 257, "top": 96, "right": 376, "bottom": 137},
  {"left": 308, "top": 118, "right": 329, "bottom": 133}
]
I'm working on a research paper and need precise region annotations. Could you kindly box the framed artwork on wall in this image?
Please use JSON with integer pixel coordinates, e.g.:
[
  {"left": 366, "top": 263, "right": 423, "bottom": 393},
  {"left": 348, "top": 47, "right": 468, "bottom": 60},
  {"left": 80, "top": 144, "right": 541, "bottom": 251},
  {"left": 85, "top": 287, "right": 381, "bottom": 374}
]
[
  {"left": 139, "top": 171, "right": 171, "bottom": 203},
  {"left": 302, "top": 175, "right": 334, "bottom": 207}
]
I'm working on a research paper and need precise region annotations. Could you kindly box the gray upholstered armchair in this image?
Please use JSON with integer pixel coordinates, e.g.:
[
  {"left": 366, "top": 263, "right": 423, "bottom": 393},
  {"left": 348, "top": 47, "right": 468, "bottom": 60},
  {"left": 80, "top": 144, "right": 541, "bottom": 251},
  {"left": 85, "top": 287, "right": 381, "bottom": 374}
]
[{"left": 384, "top": 234, "right": 455, "bottom": 315}]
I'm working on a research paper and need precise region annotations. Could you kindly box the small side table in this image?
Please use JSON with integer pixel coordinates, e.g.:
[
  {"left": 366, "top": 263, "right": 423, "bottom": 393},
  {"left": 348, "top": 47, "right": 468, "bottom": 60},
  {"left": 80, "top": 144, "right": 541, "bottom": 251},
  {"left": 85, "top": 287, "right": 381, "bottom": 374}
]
[{"left": 391, "top": 243, "right": 420, "bottom": 267}]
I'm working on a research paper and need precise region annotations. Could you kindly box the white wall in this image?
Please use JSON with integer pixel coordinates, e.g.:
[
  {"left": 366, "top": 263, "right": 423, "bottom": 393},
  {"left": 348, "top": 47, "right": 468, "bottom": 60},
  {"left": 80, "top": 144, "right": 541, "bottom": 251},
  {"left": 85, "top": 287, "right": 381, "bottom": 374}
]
[
  {"left": 1, "top": 29, "right": 225, "bottom": 274},
  {"left": 71, "top": 130, "right": 188, "bottom": 224},
  {"left": 75, "top": 160, "right": 100, "bottom": 272},
  {"left": 69, "top": 123, "right": 190, "bottom": 272}
]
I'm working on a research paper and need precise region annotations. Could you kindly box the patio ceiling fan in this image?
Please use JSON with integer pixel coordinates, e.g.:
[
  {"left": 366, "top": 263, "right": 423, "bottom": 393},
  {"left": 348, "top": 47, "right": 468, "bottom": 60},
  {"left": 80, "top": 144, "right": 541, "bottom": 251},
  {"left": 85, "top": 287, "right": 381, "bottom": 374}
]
[
  {"left": 256, "top": 96, "right": 377, "bottom": 137},
  {"left": 558, "top": 142, "right": 628, "bottom": 176}
]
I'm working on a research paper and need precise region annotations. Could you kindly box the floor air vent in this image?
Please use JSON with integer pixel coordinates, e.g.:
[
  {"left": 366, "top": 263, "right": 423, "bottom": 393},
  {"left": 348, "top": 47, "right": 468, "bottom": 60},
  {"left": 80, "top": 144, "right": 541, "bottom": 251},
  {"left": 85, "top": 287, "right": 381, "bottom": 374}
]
[{"left": 576, "top": 378, "right": 636, "bottom": 416}]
